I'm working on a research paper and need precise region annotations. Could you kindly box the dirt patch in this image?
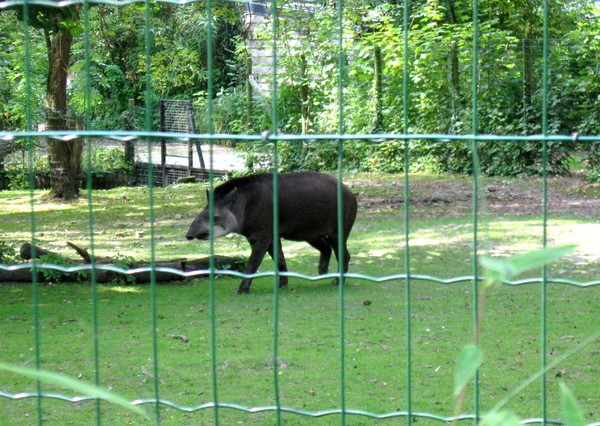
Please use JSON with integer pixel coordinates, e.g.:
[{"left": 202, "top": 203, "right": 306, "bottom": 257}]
[{"left": 350, "top": 174, "right": 600, "bottom": 220}]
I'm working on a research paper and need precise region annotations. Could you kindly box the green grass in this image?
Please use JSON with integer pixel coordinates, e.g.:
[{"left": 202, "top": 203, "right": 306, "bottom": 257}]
[{"left": 0, "top": 174, "right": 599, "bottom": 425}]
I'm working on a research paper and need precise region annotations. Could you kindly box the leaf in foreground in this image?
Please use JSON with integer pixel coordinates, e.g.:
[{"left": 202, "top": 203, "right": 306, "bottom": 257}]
[
  {"left": 480, "top": 244, "right": 577, "bottom": 282},
  {"left": 559, "top": 382, "right": 586, "bottom": 426},
  {"left": 0, "top": 363, "right": 151, "bottom": 422},
  {"left": 454, "top": 344, "right": 483, "bottom": 397},
  {"left": 481, "top": 410, "right": 522, "bottom": 426}
]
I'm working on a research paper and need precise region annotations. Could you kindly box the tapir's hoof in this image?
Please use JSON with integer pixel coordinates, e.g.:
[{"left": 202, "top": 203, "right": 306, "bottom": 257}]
[
  {"left": 235, "top": 287, "right": 250, "bottom": 294},
  {"left": 330, "top": 279, "right": 340, "bottom": 286}
]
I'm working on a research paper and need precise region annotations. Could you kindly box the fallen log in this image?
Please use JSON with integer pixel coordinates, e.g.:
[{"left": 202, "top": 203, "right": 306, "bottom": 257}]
[{"left": 0, "top": 242, "right": 245, "bottom": 284}]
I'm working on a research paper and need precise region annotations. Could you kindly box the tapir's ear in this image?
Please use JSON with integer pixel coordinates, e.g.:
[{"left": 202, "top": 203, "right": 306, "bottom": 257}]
[{"left": 222, "top": 187, "right": 237, "bottom": 205}]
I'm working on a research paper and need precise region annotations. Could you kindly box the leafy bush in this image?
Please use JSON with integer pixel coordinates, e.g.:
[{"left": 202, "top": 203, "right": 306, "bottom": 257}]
[
  {"left": 584, "top": 142, "right": 600, "bottom": 183},
  {"left": 113, "top": 253, "right": 137, "bottom": 285},
  {"left": 367, "top": 140, "right": 406, "bottom": 173},
  {"left": 195, "top": 87, "right": 271, "bottom": 137},
  {"left": 4, "top": 0, "right": 596, "bottom": 179},
  {"left": 2, "top": 146, "right": 132, "bottom": 189},
  {"left": 2, "top": 155, "right": 50, "bottom": 190},
  {"left": 226, "top": 1, "right": 598, "bottom": 177},
  {"left": 83, "top": 146, "right": 133, "bottom": 176},
  {"left": 0, "top": 241, "right": 20, "bottom": 264},
  {"left": 38, "top": 253, "right": 87, "bottom": 284}
]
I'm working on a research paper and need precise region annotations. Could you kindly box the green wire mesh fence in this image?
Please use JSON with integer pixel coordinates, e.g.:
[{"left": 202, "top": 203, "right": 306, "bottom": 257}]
[{"left": 1, "top": 0, "right": 599, "bottom": 424}]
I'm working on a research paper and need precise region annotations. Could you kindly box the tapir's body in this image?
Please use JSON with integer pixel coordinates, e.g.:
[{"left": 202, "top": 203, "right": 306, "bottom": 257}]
[{"left": 186, "top": 172, "right": 358, "bottom": 294}]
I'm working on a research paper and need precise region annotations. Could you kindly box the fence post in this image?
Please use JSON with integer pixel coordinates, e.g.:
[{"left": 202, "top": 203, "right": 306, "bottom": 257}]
[{"left": 160, "top": 100, "right": 167, "bottom": 187}]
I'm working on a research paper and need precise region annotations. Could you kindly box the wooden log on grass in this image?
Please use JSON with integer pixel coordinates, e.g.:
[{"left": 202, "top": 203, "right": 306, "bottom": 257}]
[{"left": 0, "top": 242, "right": 244, "bottom": 284}]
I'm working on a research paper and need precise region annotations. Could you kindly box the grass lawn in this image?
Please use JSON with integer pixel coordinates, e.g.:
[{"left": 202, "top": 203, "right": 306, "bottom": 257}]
[{"left": 0, "top": 173, "right": 598, "bottom": 425}]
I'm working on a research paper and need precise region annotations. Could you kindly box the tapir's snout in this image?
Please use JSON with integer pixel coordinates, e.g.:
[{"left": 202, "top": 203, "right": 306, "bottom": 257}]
[
  {"left": 186, "top": 211, "right": 210, "bottom": 241},
  {"left": 186, "top": 204, "right": 238, "bottom": 242},
  {"left": 186, "top": 227, "right": 209, "bottom": 241},
  {"left": 186, "top": 232, "right": 209, "bottom": 241},
  {"left": 185, "top": 224, "right": 202, "bottom": 241}
]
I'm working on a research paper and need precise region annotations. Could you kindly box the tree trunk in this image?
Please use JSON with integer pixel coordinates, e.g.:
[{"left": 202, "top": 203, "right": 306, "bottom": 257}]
[
  {"left": 45, "top": 26, "right": 83, "bottom": 201},
  {"left": 449, "top": 40, "right": 462, "bottom": 119},
  {"left": 245, "top": 54, "right": 254, "bottom": 132},
  {"left": 124, "top": 98, "right": 136, "bottom": 164},
  {"left": 373, "top": 46, "right": 383, "bottom": 132},
  {"left": 299, "top": 53, "right": 310, "bottom": 135},
  {"left": 522, "top": 38, "right": 535, "bottom": 130},
  {"left": 0, "top": 141, "right": 19, "bottom": 165}
]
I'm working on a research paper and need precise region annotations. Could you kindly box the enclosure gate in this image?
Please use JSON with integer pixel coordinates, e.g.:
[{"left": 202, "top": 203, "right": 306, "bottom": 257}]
[
  {"left": 0, "top": 0, "right": 599, "bottom": 425},
  {"left": 159, "top": 99, "right": 206, "bottom": 186}
]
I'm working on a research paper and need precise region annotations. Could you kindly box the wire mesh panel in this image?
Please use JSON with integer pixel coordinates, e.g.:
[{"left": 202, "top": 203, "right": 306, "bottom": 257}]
[
  {"left": 158, "top": 99, "right": 206, "bottom": 186},
  {"left": 0, "top": 0, "right": 599, "bottom": 425}
]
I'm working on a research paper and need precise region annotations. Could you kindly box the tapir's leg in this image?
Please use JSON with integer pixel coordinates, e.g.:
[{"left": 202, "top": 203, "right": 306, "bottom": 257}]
[
  {"left": 236, "top": 239, "right": 270, "bottom": 294},
  {"left": 340, "top": 239, "right": 351, "bottom": 274},
  {"left": 267, "top": 239, "right": 288, "bottom": 288},
  {"left": 325, "top": 235, "right": 351, "bottom": 286},
  {"left": 308, "top": 239, "right": 332, "bottom": 275}
]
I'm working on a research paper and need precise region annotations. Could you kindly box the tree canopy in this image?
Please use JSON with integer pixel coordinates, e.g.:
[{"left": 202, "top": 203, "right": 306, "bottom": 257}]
[{"left": 1, "top": 0, "right": 599, "bottom": 180}]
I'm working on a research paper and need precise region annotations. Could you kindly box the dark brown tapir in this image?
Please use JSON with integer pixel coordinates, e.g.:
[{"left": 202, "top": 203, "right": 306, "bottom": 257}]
[{"left": 186, "top": 172, "right": 358, "bottom": 294}]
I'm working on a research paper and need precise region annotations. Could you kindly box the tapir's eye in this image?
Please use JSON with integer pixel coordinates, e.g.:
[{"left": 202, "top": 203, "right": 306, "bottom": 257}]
[{"left": 213, "top": 215, "right": 221, "bottom": 223}]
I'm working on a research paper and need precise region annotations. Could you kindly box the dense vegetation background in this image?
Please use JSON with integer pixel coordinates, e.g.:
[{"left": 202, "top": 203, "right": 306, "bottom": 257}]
[{"left": 1, "top": 0, "right": 599, "bottom": 179}]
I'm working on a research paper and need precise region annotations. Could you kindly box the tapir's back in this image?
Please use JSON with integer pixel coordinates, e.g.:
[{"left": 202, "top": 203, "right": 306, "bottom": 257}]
[
  {"left": 215, "top": 172, "right": 357, "bottom": 242},
  {"left": 277, "top": 172, "right": 357, "bottom": 241}
]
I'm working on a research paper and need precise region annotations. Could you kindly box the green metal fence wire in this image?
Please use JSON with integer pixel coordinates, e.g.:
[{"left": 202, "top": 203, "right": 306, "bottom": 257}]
[
  {"left": 470, "top": 1, "right": 481, "bottom": 422},
  {"left": 1, "top": 0, "right": 599, "bottom": 424}
]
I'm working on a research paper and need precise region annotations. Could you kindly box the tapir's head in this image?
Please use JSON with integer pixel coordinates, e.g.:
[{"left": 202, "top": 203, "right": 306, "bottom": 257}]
[{"left": 186, "top": 188, "right": 239, "bottom": 241}]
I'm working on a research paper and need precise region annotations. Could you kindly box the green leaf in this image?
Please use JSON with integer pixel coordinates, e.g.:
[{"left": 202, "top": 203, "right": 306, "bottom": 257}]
[
  {"left": 479, "top": 256, "right": 514, "bottom": 281},
  {"left": 507, "top": 245, "right": 578, "bottom": 275},
  {"left": 480, "top": 244, "right": 577, "bottom": 282},
  {"left": 0, "top": 363, "right": 152, "bottom": 422},
  {"left": 481, "top": 410, "right": 522, "bottom": 426},
  {"left": 559, "top": 382, "right": 586, "bottom": 426},
  {"left": 454, "top": 344, "right": 483, "bottom": 397}
]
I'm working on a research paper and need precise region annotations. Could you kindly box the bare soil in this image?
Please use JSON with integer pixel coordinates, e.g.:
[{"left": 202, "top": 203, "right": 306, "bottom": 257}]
[{"left": 349, "top": 174, "right": 600, "bottom": 220}]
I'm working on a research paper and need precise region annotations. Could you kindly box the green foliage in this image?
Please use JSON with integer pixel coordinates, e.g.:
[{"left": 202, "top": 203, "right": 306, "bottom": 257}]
[
  {"left": 480, "top": 411, "right": 522, "bottom": 426},
  {"left": 2, "top": 0, "right": 598, "bottom": 177},
  {"left": 83, "top": 146, "right": 132, "bottom": 176},
  {"left": 0, "top": 12, "right": 46, "bottom": 130},
  {"left": 454, "top": 343, "right": 483, "bottom": 397},
  {"left": 2, "top": 155, "right": 49, "bottom": 190},
  {"left": 195, "top": 86, "right": 271, "bottom": 135},
  {"left": 480, "top": 245, "right": 578, "bottom": 284},
  {"left": 452, "top": 244, "right": 586, "bottom": 424},
  {"left": 0, "top": 241, "right": 20, "bottom": 264},
  {"left": 114, "top": 253, "right": 137, "bottom": 285},
  {"left": 583, "top": 142, "right": 600, "bottom": 183},
  {"left": 227, "top": 0, "right": 599, "bottom": 176},
  {"left": 559, "top": 382, "right": 586, "bottom": 426},
  {"left": 0, "top": 2, "right": 242, "bottom": 131},
  {"left": 10, "top": 3, "right": 81, "bottom": 33},
  {"left": 38, "top": 252, "right": 86, "bottom": 284},
  {"left": 3, "top": 145, "right": 132, "bottom": 189}
]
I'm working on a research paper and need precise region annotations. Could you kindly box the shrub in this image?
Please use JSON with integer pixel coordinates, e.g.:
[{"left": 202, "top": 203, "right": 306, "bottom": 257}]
[
  {"left": 0, "top": 241, "right": 20, "bottom": 264},
  {"left": 83, "top": 146, "right": 133, "bottom": 176},
  {"left": 584, "top": 142, "right": 600, "bottom": 183}
]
